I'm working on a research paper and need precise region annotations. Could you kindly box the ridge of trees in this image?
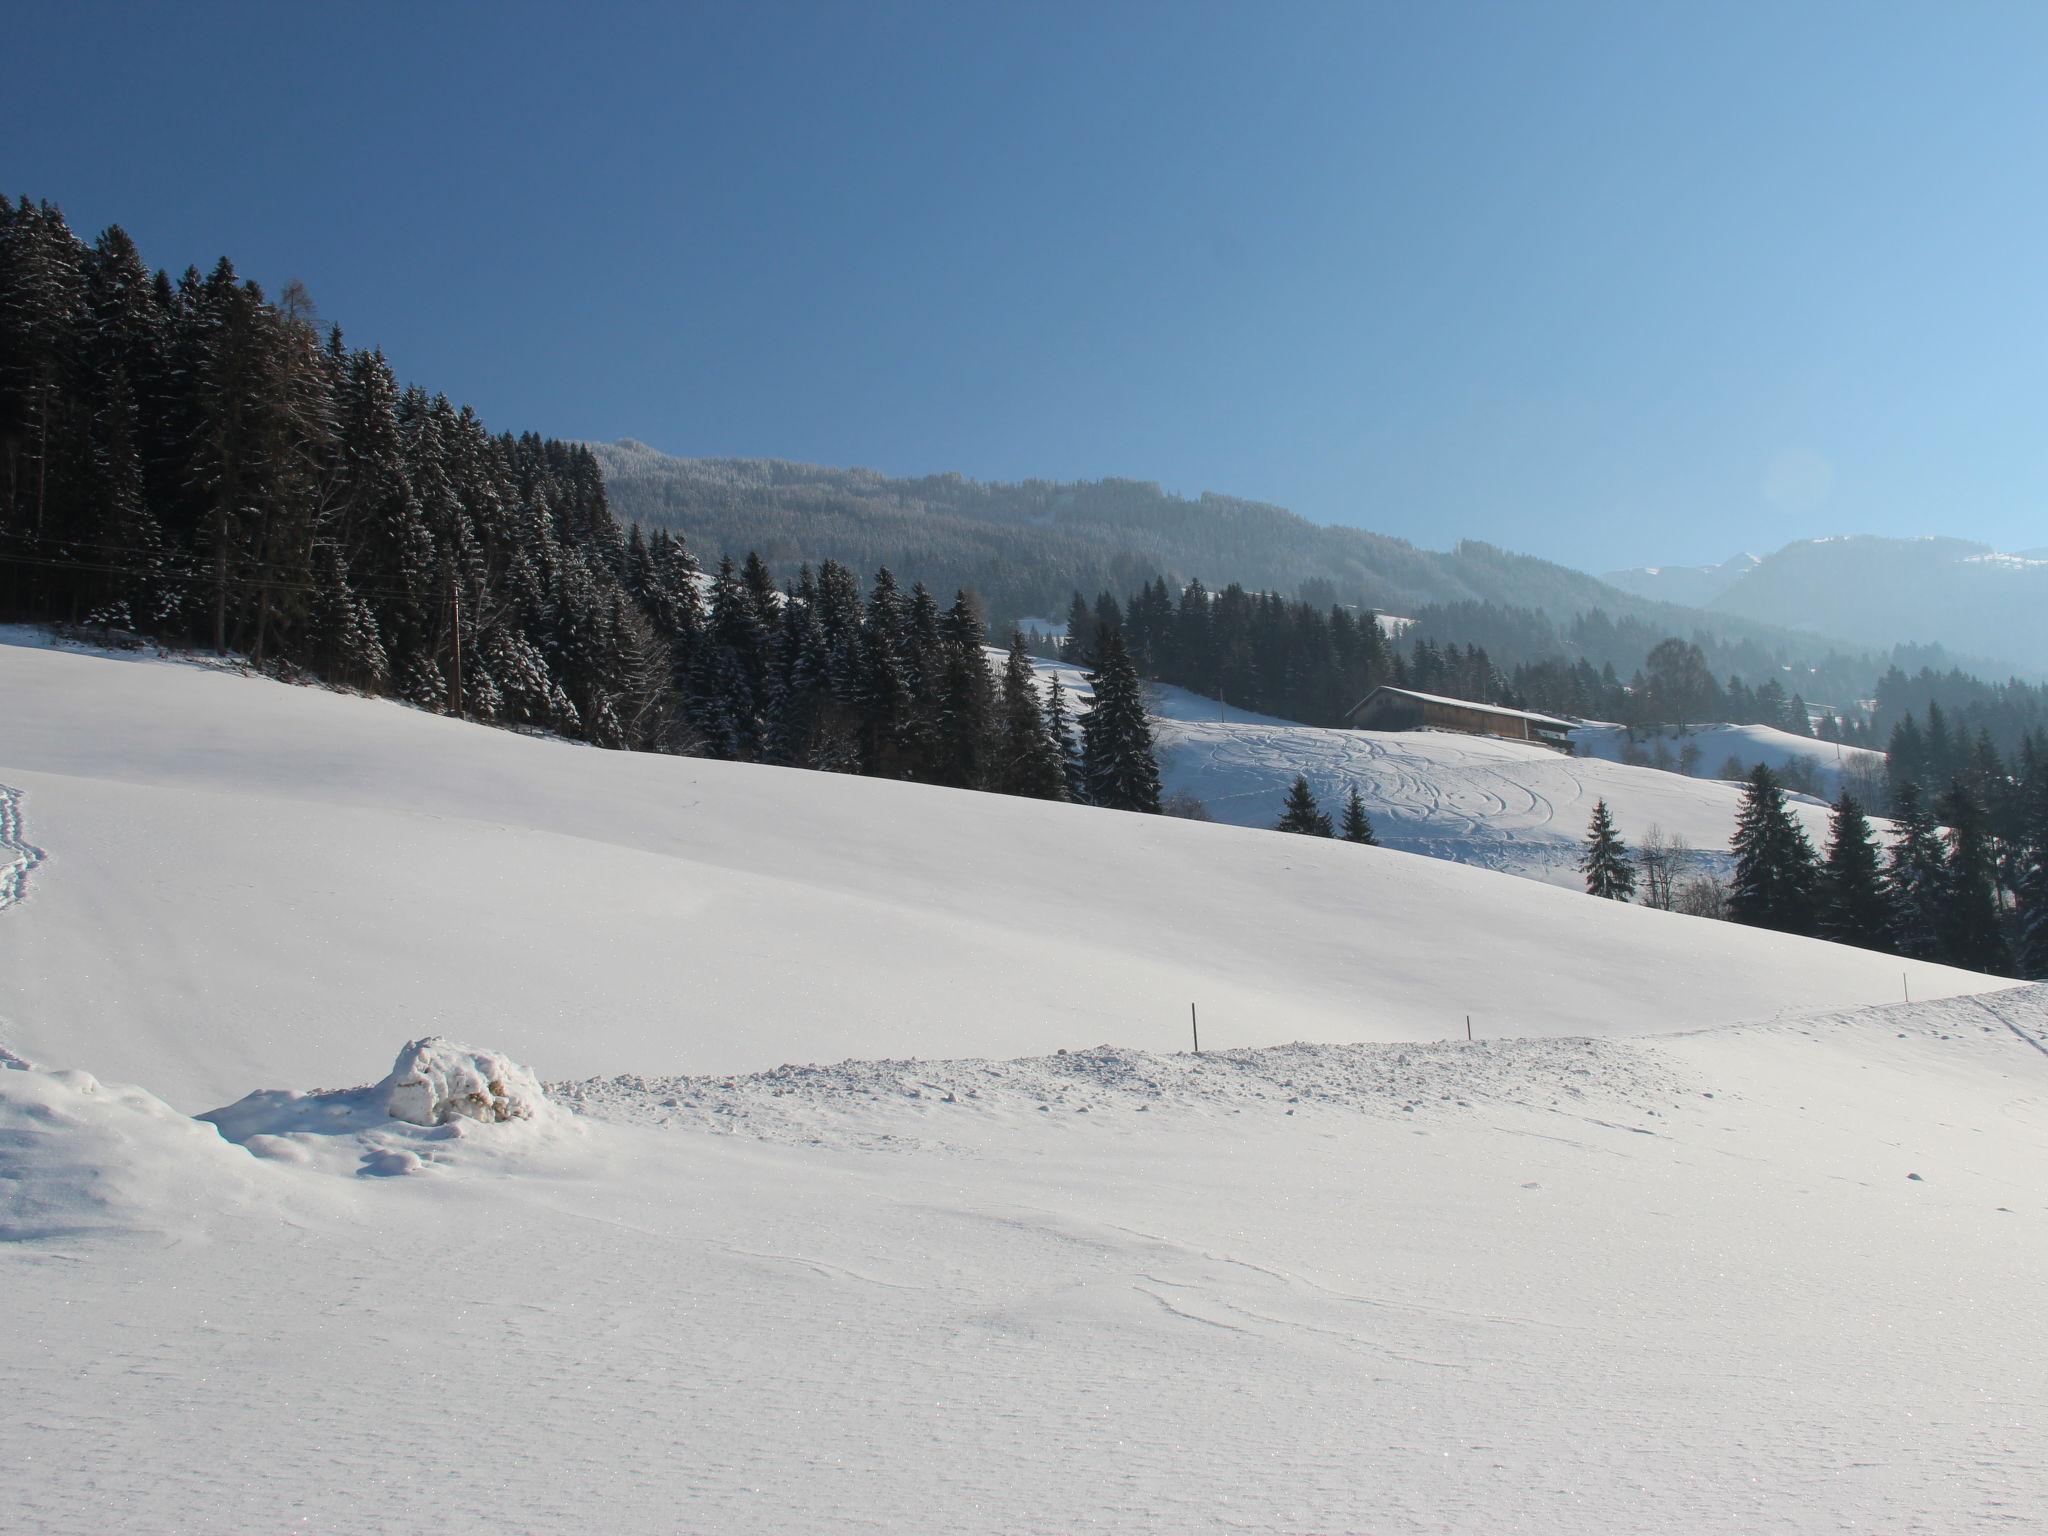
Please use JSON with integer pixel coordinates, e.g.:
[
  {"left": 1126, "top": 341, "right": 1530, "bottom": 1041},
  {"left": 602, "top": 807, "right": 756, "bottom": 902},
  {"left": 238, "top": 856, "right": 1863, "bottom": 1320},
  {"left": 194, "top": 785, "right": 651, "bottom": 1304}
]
[{"left": 0, "top": 197, "right": 1159, "bottom": 813}]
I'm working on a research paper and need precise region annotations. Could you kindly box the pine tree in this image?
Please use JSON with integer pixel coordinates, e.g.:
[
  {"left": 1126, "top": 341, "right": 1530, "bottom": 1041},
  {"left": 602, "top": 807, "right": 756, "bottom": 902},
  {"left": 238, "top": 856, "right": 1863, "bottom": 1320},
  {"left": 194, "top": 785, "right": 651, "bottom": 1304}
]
[
  {"left": 996, "top": 634, "right": 1065, "bottom": 800},
  {"left": 1728, "top": 765, "right": 1819, "bottom": 934},
  {"left": 1062, "top": 591, "right": 1096, "bottom": 666},
  {"left": 1884, "top": 783, "right": 1948, "bottom": 961},
  {"left": 1816, "top": 791, "right": 1892, "bottom": 950},
  {"left": 1275, "top": 775, "right": 1334, "bottom": 836},
  {"left": 2014, "top": 773, "right": 2048, "bottom": 980},
  {"left": 1339, "top": 785, "right": 1379, "bottom": 845},
  {"left": 933, "top": 590, "right": 993, "bottom": 789},
  {"left": 1079, "top": 629, "right": 1160, "bottom": 812},
  {"left": 1936, "top": 782, "right": 2012, "bottom": 975},
  {"left": 1580, "top": 799, "right": 1637, "bottom": 900},
  {"left": 1044, "top": 673, "right": 1086, "bottom": 802}
]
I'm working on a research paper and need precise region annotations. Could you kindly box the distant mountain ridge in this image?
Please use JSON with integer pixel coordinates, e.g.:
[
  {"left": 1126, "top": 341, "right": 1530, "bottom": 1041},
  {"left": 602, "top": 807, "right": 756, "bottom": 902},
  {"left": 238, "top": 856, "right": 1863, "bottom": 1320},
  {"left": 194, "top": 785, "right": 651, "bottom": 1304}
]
[
  {"left": 587, "top": 439, "right": 1857, "bottom": 662},
  {"left": 1606, "top": 536, "right": 2048, "bottom": 676}
]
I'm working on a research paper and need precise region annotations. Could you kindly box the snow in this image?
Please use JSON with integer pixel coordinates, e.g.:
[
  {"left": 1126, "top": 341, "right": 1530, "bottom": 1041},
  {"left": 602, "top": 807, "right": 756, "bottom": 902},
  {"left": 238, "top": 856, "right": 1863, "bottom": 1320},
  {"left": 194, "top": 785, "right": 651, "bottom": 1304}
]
[
  {"left": 7, "top": 992, "right": 2048, "bottom": 1532},
  {"left": 1, "top": 635, "right": 1992, "bottom": 1113},
  {"left": 3, "top": 627, "right": 2042, "bottom": 1533},
  {"left": 1572, "top": 720, "right": 1887, "bottom": 793},
  {"left": 382, "top": 1037, "right": 549, "bottom": 1126},
  {"left": 1353, "top": 683, "right": 1576, "bottom": 729},
  {"left": 1039, "top": 660, "right": 1879, "bottom": 888}
]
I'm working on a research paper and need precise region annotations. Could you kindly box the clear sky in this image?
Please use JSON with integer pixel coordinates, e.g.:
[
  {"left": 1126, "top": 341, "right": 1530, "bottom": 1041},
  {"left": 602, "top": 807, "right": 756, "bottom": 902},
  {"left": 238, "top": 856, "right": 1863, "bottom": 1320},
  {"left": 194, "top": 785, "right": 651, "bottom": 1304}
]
[{"left": 11, "top": 1, "right": 2047, "bottom": 572}]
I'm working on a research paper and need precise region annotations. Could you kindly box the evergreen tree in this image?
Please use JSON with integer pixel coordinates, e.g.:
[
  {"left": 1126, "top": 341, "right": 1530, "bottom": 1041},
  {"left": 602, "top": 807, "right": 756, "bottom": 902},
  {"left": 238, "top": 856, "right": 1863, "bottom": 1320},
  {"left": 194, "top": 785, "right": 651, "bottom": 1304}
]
[
  {"left": 1884, "top": 783, "right": 1948, "bottom": 961},
  {"left": 1338, "top": 785, "right": 1379, "bottom": 845},
  {"left": 1728, "top": 765, "right": 1819, "bottom": 934},
  {"left": 1079, "top": 629, "right": 1160, "bottom": 812},
  {"left": 1935, "top": 782, "right": 2011, "bottom": 975},
  {"left": 995, "top": 634, "right": 1065, "bottom": 800},
  {"left": 1044, "top": 673, "right": 1086, "bottom": 802},
  {"left": 1275, "top": 775, "right": 1333, "bottom": 836},
  {"left": 2014, "top": 773, "right": 2048, "bottom": 980},
  {"left": 1816, "top": 791, "right": 1892, "bottom": 950},
  {"left": 933, "top": 589, "right": 993, "bottom": 789},
  {"left": 1580, "top": 798, "right": 1637, "bottom": 900},
  {"left": 1061, "top": 590, "right": 1096, "bottom": 666}
]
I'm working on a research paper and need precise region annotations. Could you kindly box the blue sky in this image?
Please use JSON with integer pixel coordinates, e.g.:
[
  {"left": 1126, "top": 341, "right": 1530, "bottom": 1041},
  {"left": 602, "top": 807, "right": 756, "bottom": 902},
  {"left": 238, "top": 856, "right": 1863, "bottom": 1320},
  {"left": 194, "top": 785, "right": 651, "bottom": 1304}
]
[{"left": 11, "top": 1, "right": 2047, "bottom": 571}]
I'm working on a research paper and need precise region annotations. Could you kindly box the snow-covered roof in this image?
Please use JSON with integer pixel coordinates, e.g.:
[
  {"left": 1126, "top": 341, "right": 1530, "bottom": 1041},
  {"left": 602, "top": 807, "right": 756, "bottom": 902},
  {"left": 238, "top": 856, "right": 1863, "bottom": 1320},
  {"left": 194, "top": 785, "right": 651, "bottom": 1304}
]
[{"left": 1348, "top": 685, "right": 1577, "bottom": 731}]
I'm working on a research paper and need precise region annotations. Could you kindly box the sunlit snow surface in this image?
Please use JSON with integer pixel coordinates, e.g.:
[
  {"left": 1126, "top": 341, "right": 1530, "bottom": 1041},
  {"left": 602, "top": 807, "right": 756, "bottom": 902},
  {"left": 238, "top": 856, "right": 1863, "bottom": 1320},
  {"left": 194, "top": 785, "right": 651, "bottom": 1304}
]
[
  {"left": 2, "top": 629, "right": 2042, "bottom": 1533},
  {"left": 1033, "top": 654, "right": 1884, "bottom": 889}
]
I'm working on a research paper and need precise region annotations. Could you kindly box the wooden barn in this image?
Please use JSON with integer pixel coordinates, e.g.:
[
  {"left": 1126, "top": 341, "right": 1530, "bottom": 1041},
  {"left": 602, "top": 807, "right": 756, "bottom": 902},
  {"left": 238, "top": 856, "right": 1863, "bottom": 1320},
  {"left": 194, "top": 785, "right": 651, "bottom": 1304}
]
[{"left": 1344, "top": 686, "right": 1577, "bottom": 750}]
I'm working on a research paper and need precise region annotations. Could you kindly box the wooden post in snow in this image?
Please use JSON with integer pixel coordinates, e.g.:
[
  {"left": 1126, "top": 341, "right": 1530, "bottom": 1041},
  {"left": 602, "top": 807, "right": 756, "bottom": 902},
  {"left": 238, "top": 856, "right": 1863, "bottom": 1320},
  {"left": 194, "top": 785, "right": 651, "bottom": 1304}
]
[
  {"left": 448, "top": 569, "right": 465, "bottom": 720},
  {"left": 1191, "top": 1003, "right": 1200, "bottom": 1054}
]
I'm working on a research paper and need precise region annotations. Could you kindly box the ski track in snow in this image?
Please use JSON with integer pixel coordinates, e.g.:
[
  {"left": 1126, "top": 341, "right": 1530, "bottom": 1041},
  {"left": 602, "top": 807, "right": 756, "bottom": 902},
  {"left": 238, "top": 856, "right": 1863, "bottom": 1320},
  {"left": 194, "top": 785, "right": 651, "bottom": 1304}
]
[{"left": 0, "top": 785, "right": 46, "bottom": 912}]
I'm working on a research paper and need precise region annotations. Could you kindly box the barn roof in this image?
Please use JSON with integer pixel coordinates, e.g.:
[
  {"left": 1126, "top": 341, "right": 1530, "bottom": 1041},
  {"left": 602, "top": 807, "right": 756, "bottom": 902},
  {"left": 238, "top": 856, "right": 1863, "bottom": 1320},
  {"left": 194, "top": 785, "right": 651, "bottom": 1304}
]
[{"left": 1344, "top": 685, "right": 1578, "bottom": 732}]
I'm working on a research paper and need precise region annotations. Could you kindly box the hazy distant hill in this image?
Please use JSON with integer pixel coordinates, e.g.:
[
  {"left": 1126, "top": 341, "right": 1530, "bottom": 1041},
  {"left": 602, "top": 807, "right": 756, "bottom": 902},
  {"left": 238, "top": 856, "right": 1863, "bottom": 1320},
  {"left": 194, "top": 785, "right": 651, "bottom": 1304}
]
[
  {"left": 1609, "top": 536, "right": 2048, "bottom": 676},
  {"left": 1601, "top": 552, "right": 1760, "bottom": 610},
  {"left": 587, "top": 440, "right": 1817, "bottom": 650}
]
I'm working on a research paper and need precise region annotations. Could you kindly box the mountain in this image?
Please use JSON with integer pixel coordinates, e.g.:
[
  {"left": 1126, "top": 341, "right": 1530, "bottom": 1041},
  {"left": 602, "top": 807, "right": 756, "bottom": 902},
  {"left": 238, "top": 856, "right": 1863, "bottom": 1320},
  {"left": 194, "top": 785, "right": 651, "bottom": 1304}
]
[
  {"left": 586, "top": 440, "right": 1827, "bottom": 653},
  {"left": 1610, "top": 536, "right": 2048, "bottom": 676},
  {"left": 1601, "top": 551, "right": 1761, "bottom": 609}
]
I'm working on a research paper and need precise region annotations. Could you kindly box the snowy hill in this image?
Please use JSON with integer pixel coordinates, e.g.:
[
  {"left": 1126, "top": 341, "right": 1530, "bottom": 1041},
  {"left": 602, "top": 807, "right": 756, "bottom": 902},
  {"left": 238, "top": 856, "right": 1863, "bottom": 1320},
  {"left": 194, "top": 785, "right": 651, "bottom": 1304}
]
[
  {"left": 1608, "top": 534, "right": 2048, "bottom": 675},
  {"left": 3, "top": 629, "right": 2038, "bottom": 1535},
  {"left": 1035, "top": 658, "right": 1881, "bottom": 889},
  {"left": 0, "top": 631, "right": 1980, "bottom": 1110}
]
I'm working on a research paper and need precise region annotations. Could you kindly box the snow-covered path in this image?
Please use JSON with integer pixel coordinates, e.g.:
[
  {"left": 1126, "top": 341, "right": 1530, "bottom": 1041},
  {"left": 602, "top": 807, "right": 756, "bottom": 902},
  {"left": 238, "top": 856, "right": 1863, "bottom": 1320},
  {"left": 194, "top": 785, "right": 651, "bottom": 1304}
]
[{"left": 0, "top": 784, "right": 45, "bottom": 911}]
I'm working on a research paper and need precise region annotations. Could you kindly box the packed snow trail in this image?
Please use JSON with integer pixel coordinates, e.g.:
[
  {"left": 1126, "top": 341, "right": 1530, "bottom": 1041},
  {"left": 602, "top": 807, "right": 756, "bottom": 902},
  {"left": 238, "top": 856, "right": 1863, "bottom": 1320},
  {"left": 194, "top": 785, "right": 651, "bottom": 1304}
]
[{"left": 0, "top": 785, "right": 45, "bottom": 912}]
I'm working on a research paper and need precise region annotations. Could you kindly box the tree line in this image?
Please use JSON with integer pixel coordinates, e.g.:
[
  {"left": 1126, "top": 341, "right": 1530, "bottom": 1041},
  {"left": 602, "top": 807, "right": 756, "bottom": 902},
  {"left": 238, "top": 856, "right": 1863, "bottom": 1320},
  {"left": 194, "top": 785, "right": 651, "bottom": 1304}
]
[
  {"left": 1054, "top": 579, "right": 1878, "bottom": 743},
  {"left": 0, "top": 197, "right": 1163, "bottom": 813},
  {"left": 1576, "top": 767, "right": 2047, "bottom": 979}
]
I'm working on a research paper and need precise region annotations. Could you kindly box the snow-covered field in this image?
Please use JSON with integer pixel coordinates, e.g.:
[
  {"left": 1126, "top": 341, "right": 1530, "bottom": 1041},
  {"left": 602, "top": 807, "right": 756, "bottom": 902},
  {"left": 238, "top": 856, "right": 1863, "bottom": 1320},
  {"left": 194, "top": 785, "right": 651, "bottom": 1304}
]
[
  {"left": 1041, "top": 659, "right": 1882, "bottom": 889},
  {"left": 3, "top": 629, "right": 2041, "bottom": 1534}
]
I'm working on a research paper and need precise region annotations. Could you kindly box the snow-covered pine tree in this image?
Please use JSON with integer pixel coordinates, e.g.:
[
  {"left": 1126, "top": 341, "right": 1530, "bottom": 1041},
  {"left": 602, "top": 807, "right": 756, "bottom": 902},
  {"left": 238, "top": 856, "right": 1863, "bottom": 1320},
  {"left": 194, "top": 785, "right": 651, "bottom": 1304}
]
[
  {"left": 1276, "top": 775, "right": 1334, "bottom": 836},
  {"left": 1339, "top": 785, "right": 1379, "bottom": 845},
  {"left": 1079, "top": 629, "right": 1161, "bottom": 813},
  {"left": 1580, "top": 798, "right": 1637, "bottom": 900},
  {"left": 1817, "top": 790, "right": 1893, "bottom": 950},
  {"left": 1727, "top": 764, "right": 1818, "bottom": 934}
]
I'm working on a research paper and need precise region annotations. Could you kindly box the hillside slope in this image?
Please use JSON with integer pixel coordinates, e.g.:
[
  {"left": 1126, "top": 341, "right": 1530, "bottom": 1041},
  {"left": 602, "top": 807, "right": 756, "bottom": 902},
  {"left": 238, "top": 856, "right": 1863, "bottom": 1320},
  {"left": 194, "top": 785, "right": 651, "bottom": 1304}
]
[
  {"left": 0, "top": 631, "right": 2000, "bottom": 1112},
  {"left": 587, "top": 440, "right": 1842, "bottom": 655},
  {"left": 1609, "top": 535, "right": 2048, "bottom": 675},
  {"left": 1039, "top": 659, "right": 1883, "bottom": 888}
]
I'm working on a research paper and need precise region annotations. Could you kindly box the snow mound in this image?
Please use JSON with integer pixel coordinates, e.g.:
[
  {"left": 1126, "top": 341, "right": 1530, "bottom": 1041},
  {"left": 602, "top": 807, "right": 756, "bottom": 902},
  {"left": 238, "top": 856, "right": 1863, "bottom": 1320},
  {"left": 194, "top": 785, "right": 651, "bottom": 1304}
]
[
  {"left": 385, "top": 1037, "right": 546, "bottom": 1127},
  {"left": 202, "top": 1039, "right": 573, "bottom": 1180},
  {"left": 0, "top": 1060, "right": 268, "bottom": 1242}
]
